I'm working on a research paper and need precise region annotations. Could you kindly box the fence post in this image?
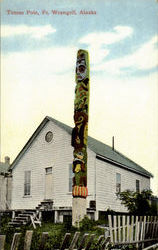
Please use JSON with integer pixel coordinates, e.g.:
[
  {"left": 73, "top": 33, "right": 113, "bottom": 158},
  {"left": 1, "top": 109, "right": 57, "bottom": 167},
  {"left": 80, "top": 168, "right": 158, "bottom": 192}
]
[
  {"left": 0, "top": 235, "right": 6, "bottom": 250},
  {"left": 11, "top": 233, "right": 21, "bottom": 250},
  {"left": 122, "top": 215, "right": 126, "bottom": 243},
  {"left": 127, "top": 215, "right": 130, "bottom": 242},
  {"left": 101, "top": 236, "right": 110, "bottom": 250},
  {"left": 118, "top": 215, "right": 121, "bottom": 243},
  {"left": 108, "top": 215, "right": 113, "bottom": 243},
  {"left": 140, "top": 216, "right": 143, "bottom": 241},
  {"left": 69, "top": 232, "right": 80, "bottom": 250},
  {"left": 84, "top": 234, "right": 95, "bottom": 250},
  {"left": 24, "top": 230, "right": 33, "bottom": 250},
  {"left": 77, "top": 233, "right": 89, "bottom": 250},
  {"left": 39, "top": 232, "right": 48, "bottom": 250},
  {"left": 113, "top": 215, "right": 117, "bottom": 243},
  {"left": 149, "top": 216, "right": 153, "bottom": 237},
  {"left": 141, "top": 216, "right": 146, "bottom": 248},
  {"left": 60, "top": 233, "right": 71, "bottom": 250},
  {"left": 146, "top": 216, "right": 150, "bottom": 238},
  {"left": 131, "top": 215, "right": 134, "bottom": 242},
  {"left": 152, "top": 216, "right": 157, "bottom": 238},
  {"left": 96, "top": 235, "right": 104, "bottom": 245}
]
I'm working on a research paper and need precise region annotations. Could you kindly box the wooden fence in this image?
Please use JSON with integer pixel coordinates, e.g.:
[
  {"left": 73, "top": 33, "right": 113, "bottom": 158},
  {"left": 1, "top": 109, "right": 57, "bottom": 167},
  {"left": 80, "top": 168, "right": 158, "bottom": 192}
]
[
  {"left": 0, "top": 231, "right": 110, "bottom": 250},
  {"left": 108, "top": 215, "right": 158, "bottom": 248},
  {"left": 143, "top": 243, "right": 158, "bottom": 250},
  {"left": 1, "top": 215, "right": 158, "bottom": 249}
]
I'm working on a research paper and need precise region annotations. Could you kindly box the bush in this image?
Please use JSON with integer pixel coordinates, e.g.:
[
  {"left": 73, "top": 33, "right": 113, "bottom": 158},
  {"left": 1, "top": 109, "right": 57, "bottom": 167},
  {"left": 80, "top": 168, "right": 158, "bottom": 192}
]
[
  {"left": 79, "top": 216, "right": 96, "bottom": 231},
  {"left": 117, "top": 189, "right": 156, "bottom": 215}
]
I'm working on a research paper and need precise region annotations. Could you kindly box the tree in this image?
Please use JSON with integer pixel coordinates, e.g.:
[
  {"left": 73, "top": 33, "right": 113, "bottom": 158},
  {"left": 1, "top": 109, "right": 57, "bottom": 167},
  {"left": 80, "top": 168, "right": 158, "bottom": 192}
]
[{"left": 117, "top": 189, "right": 154, "bottom": 215}]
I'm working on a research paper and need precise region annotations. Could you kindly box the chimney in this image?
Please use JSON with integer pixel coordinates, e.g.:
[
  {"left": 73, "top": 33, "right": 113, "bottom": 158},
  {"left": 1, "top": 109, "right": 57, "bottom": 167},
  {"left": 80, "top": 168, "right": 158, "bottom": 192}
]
[
  {"left": 112, "top": 136, "right": 114, "bottom": 151},
  {"left": 5, "top": 156, "right": 10, "bottom": 165}
]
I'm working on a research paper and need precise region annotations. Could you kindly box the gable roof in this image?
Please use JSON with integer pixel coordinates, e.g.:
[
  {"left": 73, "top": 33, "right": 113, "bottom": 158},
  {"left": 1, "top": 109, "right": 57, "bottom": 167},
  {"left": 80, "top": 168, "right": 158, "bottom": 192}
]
[{"left": 10, "top": 116, "right": 153, "bottom": 178}]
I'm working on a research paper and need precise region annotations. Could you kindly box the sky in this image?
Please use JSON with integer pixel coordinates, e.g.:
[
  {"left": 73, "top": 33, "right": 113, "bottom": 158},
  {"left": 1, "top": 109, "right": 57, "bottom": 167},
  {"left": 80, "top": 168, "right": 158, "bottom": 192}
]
[{"left": 1, "top": 0, "right": 158, "bottom": 195}]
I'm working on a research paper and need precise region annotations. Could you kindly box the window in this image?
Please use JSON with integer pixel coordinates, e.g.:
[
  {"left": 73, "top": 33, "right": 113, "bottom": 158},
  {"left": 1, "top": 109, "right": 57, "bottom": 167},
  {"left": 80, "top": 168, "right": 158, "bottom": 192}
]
[
  {"left": 45, "top": 167, "right": 52, "bottom": 174},
  {"left": 116, "top": 173, "right": 121, "bottom": 193},
  {"left": 24, "top": 171, "right": 31, "bottom": 196},
  {"left": 136, "top": 180, "right": 140, "bottom": 192},
  {"left": 69, "top": 164, "right": 74, "bottom": 192},
  {"left": 45, "top": 131, "right": 53, "bottom": 143}
]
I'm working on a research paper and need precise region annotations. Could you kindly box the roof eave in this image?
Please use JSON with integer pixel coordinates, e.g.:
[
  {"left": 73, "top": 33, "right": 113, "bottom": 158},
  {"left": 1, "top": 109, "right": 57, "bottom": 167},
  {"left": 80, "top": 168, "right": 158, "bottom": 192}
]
[
  {"left": 96, "top": 154, "right": 153, "bottom": 178},
  {"left": 10, "top": 117, "right": 50, "bottom": 170}
]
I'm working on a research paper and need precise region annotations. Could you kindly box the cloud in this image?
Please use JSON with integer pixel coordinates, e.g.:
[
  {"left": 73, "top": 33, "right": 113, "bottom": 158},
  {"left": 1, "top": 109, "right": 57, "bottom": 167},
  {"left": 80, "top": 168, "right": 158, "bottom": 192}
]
[
  {"left": 93, "top": 35, "right": 158, "bottom": 74},
  {"left": 79, "top": 26, "right": 133, "bottom": 65},
  {"left": 79, "top": 26, "right": 133, "bottom": 46},
  {"left": 1, "top": 24, "right": 56, "bottom": 39},
  {"left": 85, "top": 46, "right": 109, "bottom": 65},
  {"left": 1, "top": 46, "right": 77, "bottom": 83},
  {"left": 79, "top": 26, "right": 157, "bottom": 75},
  {"left": 1, "top": 45, "right": 77, "bottom": 135}
]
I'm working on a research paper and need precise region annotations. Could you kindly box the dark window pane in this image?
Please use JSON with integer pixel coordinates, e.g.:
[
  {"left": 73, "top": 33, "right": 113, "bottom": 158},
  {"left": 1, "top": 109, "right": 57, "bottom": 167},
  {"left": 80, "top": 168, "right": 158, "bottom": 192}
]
[
  {"left": 116, "top": 173, "right": 121, "bottom": 193},
  {"left": 45, "top": 167, "right": 52, "bottom": 174},
  {"left": 136, "top": 180, "right": 140, "bottom": 192},
  {"left": 24, "top": 171, "right": 31, "bottom": 195}
]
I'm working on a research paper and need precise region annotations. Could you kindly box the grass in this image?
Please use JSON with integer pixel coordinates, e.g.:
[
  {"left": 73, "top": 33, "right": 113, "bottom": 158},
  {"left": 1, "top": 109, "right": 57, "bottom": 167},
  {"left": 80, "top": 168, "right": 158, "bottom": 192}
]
[{"left": 0, "top": 215, "right": 106, "bottom": 250}]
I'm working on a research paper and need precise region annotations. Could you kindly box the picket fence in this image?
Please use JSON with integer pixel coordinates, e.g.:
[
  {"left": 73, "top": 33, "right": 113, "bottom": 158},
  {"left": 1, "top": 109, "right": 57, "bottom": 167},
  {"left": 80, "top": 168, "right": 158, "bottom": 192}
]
[
  {"left": 0, "top": 231, "right": 110, "bottom": 250},
  {"left": 108, "top": 215, "right": 158, "bottom": 249},
  {"left": 0, "top": 229, "right": 158, "bottom": 250},
  {"left": 0, "top": 215, "right": 158, "bottom": 250}
]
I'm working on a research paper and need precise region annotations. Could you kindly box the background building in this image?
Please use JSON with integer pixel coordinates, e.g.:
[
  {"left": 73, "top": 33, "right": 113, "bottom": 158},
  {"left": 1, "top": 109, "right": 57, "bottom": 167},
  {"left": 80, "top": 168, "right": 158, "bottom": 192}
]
[
  {"left": 9, "top": 116, "right": 152, "bottom": 221},
  {"left": 0, "top": 156, "right": 12, "bottom": 210}
]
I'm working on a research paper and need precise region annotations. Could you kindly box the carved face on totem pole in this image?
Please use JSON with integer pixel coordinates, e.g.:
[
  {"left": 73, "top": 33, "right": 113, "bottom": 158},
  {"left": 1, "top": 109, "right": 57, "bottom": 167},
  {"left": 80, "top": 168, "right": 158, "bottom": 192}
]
[{"left": 76, "top": 53, "right": 87, "bottom": 82}]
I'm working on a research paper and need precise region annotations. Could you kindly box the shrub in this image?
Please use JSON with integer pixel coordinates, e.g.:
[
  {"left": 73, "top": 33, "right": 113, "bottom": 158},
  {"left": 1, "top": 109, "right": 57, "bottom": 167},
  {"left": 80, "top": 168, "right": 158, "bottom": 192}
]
[
  {"left": 79, "top": 216, "right": 96, "bottom": 231},
  {"left": 116, "top": 189, "right": 156, "bottom": 215}
]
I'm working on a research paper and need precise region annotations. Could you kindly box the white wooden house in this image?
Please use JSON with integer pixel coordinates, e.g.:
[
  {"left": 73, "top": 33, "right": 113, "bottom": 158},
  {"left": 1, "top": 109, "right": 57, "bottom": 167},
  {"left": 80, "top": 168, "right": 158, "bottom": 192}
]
[
  {"left": 9, "top": 116, "right": 152, "bottom": 221},
  {"left": 0, "top": 157, "right": 12, "bottom": 210}
]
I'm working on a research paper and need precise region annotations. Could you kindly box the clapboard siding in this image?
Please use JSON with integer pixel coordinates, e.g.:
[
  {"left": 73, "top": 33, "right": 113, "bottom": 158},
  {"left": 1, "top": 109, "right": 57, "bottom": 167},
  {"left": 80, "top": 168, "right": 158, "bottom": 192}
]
[
  {"left": 11, "top": 118, "right": 151, "bottom": 212},
  {"left": 0, "top": 176, "right": 7, "bottom": 210},
  {"left": 96, "top": 158, "right": 150, "bottom": 212},
  {"left": 0, "top": 176, "right": 12, "bottom": 210},
  {"left": 87, "top": 149, "right": 96, "bottom": 204},
  {"left": 12, "top": 120, "right": 71, "bottom": 209},
  {"left": 11, "top": 120, "right": 96, "bottom": 210}
]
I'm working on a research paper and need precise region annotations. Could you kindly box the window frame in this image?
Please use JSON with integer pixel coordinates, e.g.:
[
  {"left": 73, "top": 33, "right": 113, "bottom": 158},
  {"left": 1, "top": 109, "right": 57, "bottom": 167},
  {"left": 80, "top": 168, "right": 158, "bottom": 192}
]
[
  {"left": 45, "top": 131, "right": 53, "bottom": 143},
  {"left": 69, "top": 164, "right": 74, "bottom": 192},
  {"left": 24, "top": 171, "right": 31, "bottom": 196},
  {"left": 45, "top": 167, "right": 52, "bottom": 175},
  {"left": 116, "top": 173, "right": 121, "bottom": 193},
  {"left": 136, "top": 179, "right": 140, "bottom": 192}
]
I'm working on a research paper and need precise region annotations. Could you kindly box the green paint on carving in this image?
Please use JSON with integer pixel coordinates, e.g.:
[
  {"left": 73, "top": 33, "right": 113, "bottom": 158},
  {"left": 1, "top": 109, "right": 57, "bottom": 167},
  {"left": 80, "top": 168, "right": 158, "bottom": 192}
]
[{"left": 72, "top": 49, "right": 90, "bottom": 197}]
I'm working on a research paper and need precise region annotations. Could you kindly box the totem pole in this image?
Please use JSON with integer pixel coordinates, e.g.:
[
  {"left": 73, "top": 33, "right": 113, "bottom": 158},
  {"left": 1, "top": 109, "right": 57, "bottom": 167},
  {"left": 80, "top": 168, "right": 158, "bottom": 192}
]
[{"left": 72, "top": 50, "right": 90, "bottom": 226}]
